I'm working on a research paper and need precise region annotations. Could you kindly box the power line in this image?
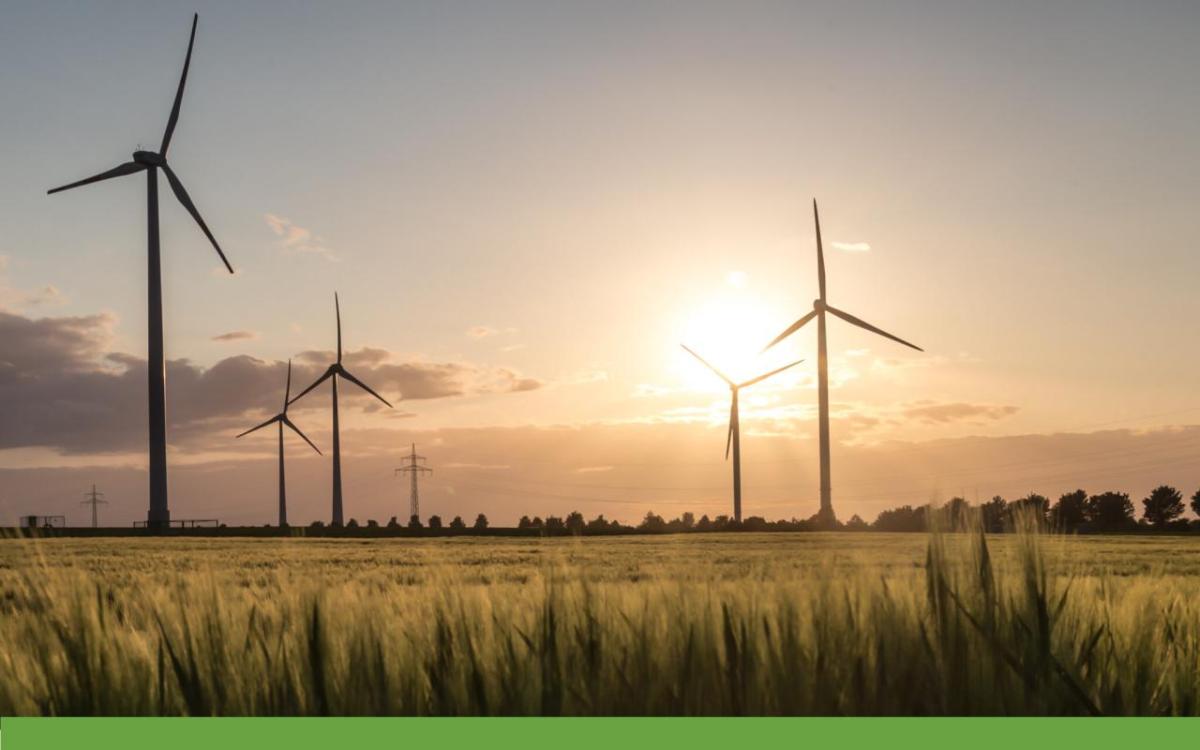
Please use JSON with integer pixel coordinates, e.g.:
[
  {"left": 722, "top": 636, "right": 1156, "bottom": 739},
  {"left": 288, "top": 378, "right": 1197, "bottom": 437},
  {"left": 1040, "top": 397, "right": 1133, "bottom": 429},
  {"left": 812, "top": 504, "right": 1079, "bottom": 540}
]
[
  {"left": 395, "top": 443, "right": 432, "bottom": 522},
  {"left": 81, "top": 484, "right": 107, "bottom": 528}
]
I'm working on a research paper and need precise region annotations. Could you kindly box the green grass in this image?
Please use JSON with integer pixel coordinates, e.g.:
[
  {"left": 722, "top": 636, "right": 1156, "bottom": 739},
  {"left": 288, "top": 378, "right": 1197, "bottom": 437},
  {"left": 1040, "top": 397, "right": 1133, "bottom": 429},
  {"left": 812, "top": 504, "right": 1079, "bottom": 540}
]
[{"left": 2, "top": 528, "right": 1199, "bottom": 715}]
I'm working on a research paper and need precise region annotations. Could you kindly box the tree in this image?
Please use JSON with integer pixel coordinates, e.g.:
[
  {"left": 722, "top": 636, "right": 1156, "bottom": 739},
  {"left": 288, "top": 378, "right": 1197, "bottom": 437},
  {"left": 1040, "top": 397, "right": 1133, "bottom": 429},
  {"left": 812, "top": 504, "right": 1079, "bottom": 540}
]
[
  {"left": 530, "top": 516, "right": 544, "bottom": 529},
  {"left": 1142, "top": 485, "right": 1185, "bottom": 528},
  {"left": 428, "top": 515, "right": 443, "bottom": 529},
  {"left": 544, "top": 515, "right": 565, "bottom": 533},
  {"left": 939, "top": 497, "right": 970, "bottom": 529},
  {"left": 845, "top": 514, "right": 868, "bottom": 531},
  {"left": 639, "top": 511, "right": 667, "bottom": 533},
  {"left": 473, "top": 513, "right": 489, "bottom": 530},
  {"left": 696, "top": 514, "right": 713, "bottom": 532},
  {"left": 586, "top": 514, "right": 610, "bottom": 533},
  {"left": 386, "top": 516, "right": 400, "bottom": 529},
  {"left": 366, "top": 519, "right": 379, "bottom": 528},
  {"left": 1192, "top": 488, "right": 1200, "bottom": 519},
  {"left": 449, "top": 515, "right": 466, "bottom": 529},
  {"left": 565, "top": 511, "right": 585, "bottom": 535},
  {"left": 981, "top": 496, "right": 1007, "bottom": 533},
  {"left": 518, "top": 515, "right": 533, "bottom": 529},
  {"left": 309, "top": 520, "right": 325, "bottom": 529},
  {"left": 1086, "top": 491, "right": 1135, "bottom": 531},
  {"left": 346, "top": 518, "right": 359, "bottom": 528},
  {"left": 1009, "top": 494, "right": 1048, "bottom": 527},
  {"left": 741, "top": 516, "right": 768, "bottom": 532},
  {"left": 1051, "top": 489, "right": 1088, "bottom": 532},
  {"left": 407, "top": 515, "right": 422, "bottom": 529},
  {"left": 873, "top": 505, "right": 926, "bottom": 532},
  {"left": 680, "top": 512, "right": 696, "bottom": 530}
]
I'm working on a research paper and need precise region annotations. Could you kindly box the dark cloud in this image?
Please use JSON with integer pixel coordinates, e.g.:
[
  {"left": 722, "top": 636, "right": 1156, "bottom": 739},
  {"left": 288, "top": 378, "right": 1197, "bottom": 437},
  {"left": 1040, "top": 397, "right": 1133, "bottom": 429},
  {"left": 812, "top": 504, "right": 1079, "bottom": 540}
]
[
  {"left": 902, "top": 401, "right": 1019, "bottom": 425},
  {"left": 211, "top": 331, "right": 257, "bottom": 342},
  {"left": 0, "top": 310, "right": 541, "bottom": 455}
]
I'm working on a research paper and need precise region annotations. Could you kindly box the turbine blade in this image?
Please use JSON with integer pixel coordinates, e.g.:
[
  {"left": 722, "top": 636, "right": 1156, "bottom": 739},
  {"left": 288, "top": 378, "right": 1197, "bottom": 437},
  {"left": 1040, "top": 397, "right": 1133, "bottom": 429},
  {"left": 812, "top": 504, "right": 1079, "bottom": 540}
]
[
  {"left": 161, "top": 13, "right": 198, "bottom": 155},
  {"left": 335, "top": 292, "right": 342, "bottom": 363},
  {"left": 162, "top": 165, "right": 234, "bottom": 274},
  {"left": 825, "top": 305, "right": 923, "bottom": 351},
  {"left": 47, "top": 161, "right": 145, "bottom": 194},
  {"left": 814, "top": 199, "right": 826, "bottom": 301},
  {"left": 237, "top": 414, "right": 281, "bottom": 438},
  {"left": 288, "top": 367, "right": 335, "bottom": 405},
  {"left": 283, "top": 359, "right": 292, "bottom": 410},
  {"left": 762, "top": 309, "right": 818, "bottom": 352},
  {"left": 283, "top": 417, "right": 322, "bottom": 455},
  {"left": 680, "top": 344, "right": 733, "bottom": 385},
  {"left": 725, "top": 399, "right": 735, "bottom": 460},
  {"left": 339, "top": 367, "right": 393, "bottom": 408},
  {"left": 740, "top": 358, "right": 805, "bottom": 388}
]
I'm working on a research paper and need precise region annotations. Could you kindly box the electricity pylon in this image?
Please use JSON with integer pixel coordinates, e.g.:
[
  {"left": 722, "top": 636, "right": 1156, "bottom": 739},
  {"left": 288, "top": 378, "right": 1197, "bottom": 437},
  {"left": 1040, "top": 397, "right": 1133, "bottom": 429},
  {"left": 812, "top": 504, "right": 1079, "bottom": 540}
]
[
  {"left": 81, "top": 484, "right": 107, "bottom": 528},
  {"left": 394, "top": 444, "right": 432, "bottom": 523}
]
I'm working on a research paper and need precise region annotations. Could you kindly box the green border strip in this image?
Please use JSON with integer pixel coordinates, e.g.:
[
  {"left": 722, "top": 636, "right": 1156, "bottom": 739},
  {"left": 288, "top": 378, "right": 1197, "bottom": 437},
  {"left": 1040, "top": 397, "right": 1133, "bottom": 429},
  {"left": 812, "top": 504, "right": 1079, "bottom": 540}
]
[{"left": 3, "top": 717, "right": 1197, "bottom": 750}]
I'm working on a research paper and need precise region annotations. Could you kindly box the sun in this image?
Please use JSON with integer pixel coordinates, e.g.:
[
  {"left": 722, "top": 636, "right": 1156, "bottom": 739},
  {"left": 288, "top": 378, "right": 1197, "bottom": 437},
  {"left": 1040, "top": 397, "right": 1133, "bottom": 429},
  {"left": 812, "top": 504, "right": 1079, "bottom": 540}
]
[{"left": 672, "top": 284, "right": 799, "bottom": 391}]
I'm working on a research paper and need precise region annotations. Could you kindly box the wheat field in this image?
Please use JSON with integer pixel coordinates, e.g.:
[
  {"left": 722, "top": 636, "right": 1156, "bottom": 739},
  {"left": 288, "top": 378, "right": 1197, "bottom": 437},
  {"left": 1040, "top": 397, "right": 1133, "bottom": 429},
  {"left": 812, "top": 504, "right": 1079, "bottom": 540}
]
[{"left": 2, "top": 528, "right": 1199, "bottom": 715}]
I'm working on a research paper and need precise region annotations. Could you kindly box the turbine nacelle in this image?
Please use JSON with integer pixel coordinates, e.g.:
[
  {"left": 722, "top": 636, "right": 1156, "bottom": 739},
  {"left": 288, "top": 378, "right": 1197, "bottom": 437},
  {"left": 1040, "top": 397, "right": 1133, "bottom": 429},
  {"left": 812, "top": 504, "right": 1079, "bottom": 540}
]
[{"left": 133, "top": 151, "right": 166, "bottom": 167}]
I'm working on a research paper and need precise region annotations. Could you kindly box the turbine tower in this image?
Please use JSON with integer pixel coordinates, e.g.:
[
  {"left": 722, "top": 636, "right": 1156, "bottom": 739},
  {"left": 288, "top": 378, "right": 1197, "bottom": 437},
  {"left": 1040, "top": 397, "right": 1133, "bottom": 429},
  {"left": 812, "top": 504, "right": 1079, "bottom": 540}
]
[
  {"left": 48, "top": 14, "right": 234, "bottom": 529},
  {"left": 290, "top": 293, "right": 394, "bottom": 525},
  {"left": 395, "top": 444, "right": 433, "bottom": 523},
  {"left": 681, "top": 345, "right": 802, "bottom": 522},
  {"left": 236, "top": 360, "right": 322, "bottom": 527},
  {"left": 81, "top": 485, "right": 107, "bottom": 528},
  {"left": 764, "top": 200, "right": 922, "bottom": 524}
]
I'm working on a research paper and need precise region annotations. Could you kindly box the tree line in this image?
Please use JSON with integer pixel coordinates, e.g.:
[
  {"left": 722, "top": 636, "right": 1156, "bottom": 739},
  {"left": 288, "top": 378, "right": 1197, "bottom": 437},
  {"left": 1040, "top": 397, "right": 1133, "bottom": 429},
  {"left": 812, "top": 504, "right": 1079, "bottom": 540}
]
[{"left": 290, "top": 485, "right": 1200, "bottom": 535}]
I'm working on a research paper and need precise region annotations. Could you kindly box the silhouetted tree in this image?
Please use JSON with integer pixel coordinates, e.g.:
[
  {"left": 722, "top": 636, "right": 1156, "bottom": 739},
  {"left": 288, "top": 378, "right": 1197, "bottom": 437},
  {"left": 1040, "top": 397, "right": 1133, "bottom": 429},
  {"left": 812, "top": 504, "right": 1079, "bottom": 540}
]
[
  {"left": 586, "top": 514, "right": 610, "bottom": 533},
  {"left": 530, "top": 516, "right": 544, "bottom": 529},
  {"left": 544, "top": 515, "right": 565, "bottom": 533},
  {"left": 1086, "top": 491, "right": 1135, "bottom": 531},
  {"left": 518, "top": 515, "right": 534, "bottom": 529},
  {"left": 873, "top": 505, "right": 927, "bottom": 532},
  {"left": 1009, "top": 494, "right": 1049, "bottom": 527},
  {"left": 366, "top": 519, "right": 379, "bottom": 528},
  {"left": 309, "top": 520, "right": 325, "bottom": 529},
  {"left": 696, "top": 514, "right": 713, "bottom": 532},
  {"left": 939, "top": 497, "right": 970, "bottom": 529},
  {"left": 1192, "top": 488, "right": 1200, "bottom": 519},
  {"left": 742, "top": 516, "right": 768, "bottom": 532},
  {"left": 680, "top": 511, "right": 696, "bottom": 530},
  {"left": 449, "top": 515, "right": 466, "bottom": 529},
  {"left": 565, "top": 511, "right": 585, "bottom": 535},
  {"left": 408, "top": 515, "right": 422, "bottom": 529},
  {"left": 1142, "top": 485, "right": 1185, "bottom": 528},
  {"left": 473, "top": 513, "right": 489, "bottom": 530},
  {"left": 386, "top": 516, "right": 400, "bottom": 529},
  {"left": 1051, "top": 489, "right": 1088, "bottom": 532},
  {"left": 845, "top": 514, "right": 868, "bottom": 531},
  {"left": 428, "top": 515, "right": 443, "bottom": 529},
  {"left": 981, "top": 496, "right": 1007, "bottom": 533},
  {"left": 639, "top": 511, "right": 667, "bottom": 533},
  {"left": 346, "top": 518, "right": 359, "bottom": 528}
]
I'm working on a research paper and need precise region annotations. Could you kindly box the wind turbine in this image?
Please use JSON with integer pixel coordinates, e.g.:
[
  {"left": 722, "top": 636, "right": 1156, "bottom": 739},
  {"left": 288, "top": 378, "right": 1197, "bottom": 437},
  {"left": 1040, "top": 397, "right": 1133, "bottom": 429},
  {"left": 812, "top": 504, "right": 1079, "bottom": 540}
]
[
  {"left": 48, "top": 14, "right": 233, "bottom": 529},
  {"left": 236, "top": 360, "right": 322, "bottom": 527},
  {"left": 763, "top": 200, "right": 922, "bottom": 524},
  {"left": 290, "top": 293, "right": 393, "bottom": 525},
  {"left": 681, "top": 345, "right": 803, "bottom": 523}
]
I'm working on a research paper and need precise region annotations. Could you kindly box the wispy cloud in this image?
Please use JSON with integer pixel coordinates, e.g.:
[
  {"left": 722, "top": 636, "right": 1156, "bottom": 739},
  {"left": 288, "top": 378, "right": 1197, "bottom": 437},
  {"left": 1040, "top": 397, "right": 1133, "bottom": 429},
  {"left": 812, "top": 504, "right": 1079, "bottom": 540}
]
[
  {"left": 831, "top": 241, "right": 871, "bottom": 253},
  {"left": 0, "top": 255, "right": 67, "bottom": 311},
  {"left": 575, "top": 465, "right": 614, "bottom": 473},
  {"left": 467, "top": 325, "right": 519, "bottom": 339},
  {"left": 264, "top": 214, "right": 337, "bottom": 261},
  {"left": 211, "top": 330, "right": 257, "bottom": 343}
]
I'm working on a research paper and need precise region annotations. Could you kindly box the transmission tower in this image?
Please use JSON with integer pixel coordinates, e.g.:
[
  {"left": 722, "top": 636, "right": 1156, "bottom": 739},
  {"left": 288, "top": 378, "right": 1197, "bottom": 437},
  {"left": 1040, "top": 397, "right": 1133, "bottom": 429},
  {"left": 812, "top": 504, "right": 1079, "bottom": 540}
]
[
  {"left": 394, "top": 444, "right": 433, "bottom": 523},
  {"left": 81, "top": 484, "right": 108, "bottom": 528}
]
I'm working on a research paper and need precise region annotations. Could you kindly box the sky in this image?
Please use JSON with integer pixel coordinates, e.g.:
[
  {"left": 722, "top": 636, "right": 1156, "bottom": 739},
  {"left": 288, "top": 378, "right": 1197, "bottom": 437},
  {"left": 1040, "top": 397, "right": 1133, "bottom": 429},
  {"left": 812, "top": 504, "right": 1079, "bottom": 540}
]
[{"left": 2, "top": 1, "right": 1199, "bottom": 526}]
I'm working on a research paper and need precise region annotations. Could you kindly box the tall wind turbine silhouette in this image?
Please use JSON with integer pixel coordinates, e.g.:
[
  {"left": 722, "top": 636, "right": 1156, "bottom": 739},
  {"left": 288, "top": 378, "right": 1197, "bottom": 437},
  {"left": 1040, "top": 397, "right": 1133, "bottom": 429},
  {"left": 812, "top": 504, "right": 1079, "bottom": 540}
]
[
  {"left": 290, "top": 294, "right": 393, "bottom": 525},
  {"left": 236, "top": 360, "right": 322, "bottom": 527},
  {"left": 681, "top": 345, "right": 803, "bottom": 523},
  {"left": 48, "top": 14, "right": 232, "bottom": 529},
  {"left": 764, "top": 200, "right": 922, "bottom": 524}
]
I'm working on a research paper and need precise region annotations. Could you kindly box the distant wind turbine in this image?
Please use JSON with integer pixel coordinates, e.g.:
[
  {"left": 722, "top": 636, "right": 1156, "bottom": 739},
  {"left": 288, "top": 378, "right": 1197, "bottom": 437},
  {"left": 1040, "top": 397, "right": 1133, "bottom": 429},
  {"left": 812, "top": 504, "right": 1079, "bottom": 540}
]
[
  {"left": 681, "top": 345, "right": 803, "bottom": 523},
  {"left": 236, "top": 360, "right": 322, "bottom": 527},
  {"left": 763, "top": 200, "right": 922, "bottom": 524},
  {"left": 290, "top": 293, "right": 393, "bottom": 525},
  {"left": 48, "top": 14, "right": 233, "bottom": 529}
]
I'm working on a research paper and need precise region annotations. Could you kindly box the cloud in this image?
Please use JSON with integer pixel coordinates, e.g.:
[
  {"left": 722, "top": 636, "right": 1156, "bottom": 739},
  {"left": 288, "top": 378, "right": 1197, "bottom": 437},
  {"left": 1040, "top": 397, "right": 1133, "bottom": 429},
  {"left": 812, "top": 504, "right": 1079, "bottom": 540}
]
[
  {"left": 901, "top": 401, "right": 1020, "bottom": 425},
  {"left": 263, "top": 214, "right": 337, "bottom": 261},
  {"left": 0, "top": 308, "right": 542, "bottom": 455},
  {"left": 211, "top": 331, "right": 257, "bottom": 343},
  {"left": 0, "top": 255, "right": 67, "bottom": 312},
  {"left": 831, "top": 241, "right": 871, "bottom": 253},
  {"left": 575, "top": 465, "right": 614, "bottom": 474},
  {"left": 467, "top": 326, "right": 496, "bottom": 338}
]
